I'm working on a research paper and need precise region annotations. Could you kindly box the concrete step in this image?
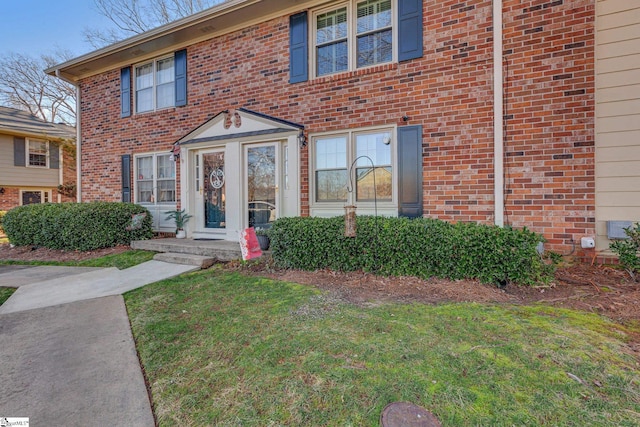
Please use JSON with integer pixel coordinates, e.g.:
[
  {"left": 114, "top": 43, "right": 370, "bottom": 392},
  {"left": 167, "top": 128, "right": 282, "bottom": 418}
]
[
  {"left": 153, "top": 252, "right": 216, "bottom": 269},
  {"left": 132, "top": 238, "right": 242, "bottom": 261}
]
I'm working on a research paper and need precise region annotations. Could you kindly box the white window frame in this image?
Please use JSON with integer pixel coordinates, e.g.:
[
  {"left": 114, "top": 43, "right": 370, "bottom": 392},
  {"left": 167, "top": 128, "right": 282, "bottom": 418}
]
[
  {"left": 20, "top": 189, "right": 51, "bottom": 205},
  {"left": 310, "top": 125, "right": 397, "bottom": 211},
  {"left": 312, "top": 0, "right": 396, "bottom": 78},
  {"left": 26, "top": 138, "right": 49, "bottom": 168},
  {"left": 134, "top": 152, "right": 176, "bottom": 205},
  {"left": 134, "top": 55, "right": 175, "bottom": 114}
]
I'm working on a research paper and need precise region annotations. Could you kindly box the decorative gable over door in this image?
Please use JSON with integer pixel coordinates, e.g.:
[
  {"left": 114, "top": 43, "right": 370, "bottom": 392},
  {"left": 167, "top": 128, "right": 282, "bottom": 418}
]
[
  {"left": 176, "top": 108, "right": 303, "bottom": 146},
  {"left": 176, "top": 108, "right": 303, "bottom": 242}
]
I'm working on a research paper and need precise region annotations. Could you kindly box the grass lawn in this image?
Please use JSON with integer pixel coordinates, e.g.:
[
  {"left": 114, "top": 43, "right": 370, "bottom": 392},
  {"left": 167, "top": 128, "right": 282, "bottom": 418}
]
[
  {"left": 0, "top": 287, "right": 15, "bottom": 305},
  {"left": 125, "top": 269, "right": 640, "bottom": 426},
  {"left": 0, "top": 250, "right": 155, "bottom": 270}
]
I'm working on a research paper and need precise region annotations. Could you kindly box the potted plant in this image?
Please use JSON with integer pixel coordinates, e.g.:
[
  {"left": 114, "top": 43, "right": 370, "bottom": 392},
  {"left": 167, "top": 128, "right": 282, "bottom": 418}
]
[
  {"left": 165, "top": 209, "right": 192, "bottom": 239},
  {"left": 255, "top": 227, "right": 271, "bottom": 251}
]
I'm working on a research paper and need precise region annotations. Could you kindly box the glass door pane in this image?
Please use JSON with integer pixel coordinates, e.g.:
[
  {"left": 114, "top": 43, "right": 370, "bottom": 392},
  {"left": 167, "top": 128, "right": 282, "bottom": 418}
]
[
  {"left": 203, "top": 151, "right": 225, "bottom": 229},
  {"left": 247, "top": 145, "right": 276, "bottom": 228}
]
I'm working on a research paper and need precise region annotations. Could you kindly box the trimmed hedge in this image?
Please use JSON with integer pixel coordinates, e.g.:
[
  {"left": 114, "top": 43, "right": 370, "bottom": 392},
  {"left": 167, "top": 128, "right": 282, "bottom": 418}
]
[
  {"left": 270, "top": 216, "right": 553, "bottom": 286},
  {"left": 0, "top": 211, "right": 5, "bottom": 236},
  {"left": 2, "top": 202, "right": 153, "bottom": 251}
]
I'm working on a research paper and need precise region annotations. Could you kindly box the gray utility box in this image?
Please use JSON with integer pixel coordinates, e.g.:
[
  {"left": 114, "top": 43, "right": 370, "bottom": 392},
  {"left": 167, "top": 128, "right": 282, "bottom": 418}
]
[{"left": 607, "top": 220, "right": 633, "bottom": 239}]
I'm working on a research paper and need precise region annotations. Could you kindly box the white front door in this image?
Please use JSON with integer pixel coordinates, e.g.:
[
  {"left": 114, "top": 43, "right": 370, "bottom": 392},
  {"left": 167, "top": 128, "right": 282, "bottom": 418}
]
[{"left": 195, "top": 149, "right": 226, "bottom": 235}]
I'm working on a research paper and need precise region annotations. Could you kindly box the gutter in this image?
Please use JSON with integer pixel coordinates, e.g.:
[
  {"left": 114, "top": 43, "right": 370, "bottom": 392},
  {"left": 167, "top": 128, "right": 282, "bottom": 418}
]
[
  {"left": 44, "top": 0, "right": 262, "bottom": 78},
  {"left": 55, "top": 70, "right": 82, "bottom": 203},
  {"left": 493, "top": 0, "right": 504, "bottom": 227}
]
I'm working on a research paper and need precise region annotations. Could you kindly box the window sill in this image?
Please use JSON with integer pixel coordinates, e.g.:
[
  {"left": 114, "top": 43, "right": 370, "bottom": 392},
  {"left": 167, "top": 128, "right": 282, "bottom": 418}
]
[
  {"left": 132, "top": 106, "right": 177, "bottom": 117},
  {"left": 311, "top": 62, "right": 398, "bottom": 85},
  {"left": 309, "top": 202, "right": 398, "bottom": 218}
]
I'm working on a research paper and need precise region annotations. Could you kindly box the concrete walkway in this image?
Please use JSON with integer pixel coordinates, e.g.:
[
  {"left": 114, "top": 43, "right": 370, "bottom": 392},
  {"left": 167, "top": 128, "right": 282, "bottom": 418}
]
[
  {"left": 0, "top": 265, "right": 103, "bottom": 288},
  {"left": 0, "top": 261, "right": 196, "bottom": 314},
  {"left": 0, "top": 261, "right": 199, "bottom": 426}
]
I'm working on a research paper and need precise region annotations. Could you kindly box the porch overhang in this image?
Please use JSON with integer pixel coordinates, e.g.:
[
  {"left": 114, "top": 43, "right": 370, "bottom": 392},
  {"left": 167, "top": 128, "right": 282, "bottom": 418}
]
[
  {"left": 176, "top": 108, "right": 303, "bottom": 146},
  {"left": 180, "top": 128, "right": 297, "bottom": 146}
]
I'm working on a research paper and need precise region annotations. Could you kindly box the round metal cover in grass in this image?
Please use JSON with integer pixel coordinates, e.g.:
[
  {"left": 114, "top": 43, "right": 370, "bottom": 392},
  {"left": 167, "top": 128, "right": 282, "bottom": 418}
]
[{"left": 380, "top": 402, "right": 441, "bottom": 427}]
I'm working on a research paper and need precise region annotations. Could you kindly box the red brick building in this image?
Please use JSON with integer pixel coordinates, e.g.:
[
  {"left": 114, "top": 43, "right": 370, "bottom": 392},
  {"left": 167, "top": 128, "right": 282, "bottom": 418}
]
[{"left": 48, "top": 0, "right": 635, "bottom": 256}]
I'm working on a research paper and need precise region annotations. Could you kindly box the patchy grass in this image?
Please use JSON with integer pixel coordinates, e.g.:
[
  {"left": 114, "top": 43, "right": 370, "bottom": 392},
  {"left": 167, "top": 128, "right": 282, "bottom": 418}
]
[
  {"left": 0, "top": 287, "right": 15, "bottom": 306},
  {"left": 0, "top": 250, "right": 155, "bottom": 269},
  {"left": 73, "top": 250, "right": 156, "bottom": 269},
  {"left": 125, "top": 269, "right": 640, "bottom": 426}
]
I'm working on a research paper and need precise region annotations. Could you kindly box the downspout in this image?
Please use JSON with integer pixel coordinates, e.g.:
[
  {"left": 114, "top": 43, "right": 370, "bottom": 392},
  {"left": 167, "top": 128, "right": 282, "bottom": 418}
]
[
  {"left": 55, "top": 70, "right": 81, "bottom": 203},
  {"left": 493, "top": 0, "right": 504, "bottom": 227}
]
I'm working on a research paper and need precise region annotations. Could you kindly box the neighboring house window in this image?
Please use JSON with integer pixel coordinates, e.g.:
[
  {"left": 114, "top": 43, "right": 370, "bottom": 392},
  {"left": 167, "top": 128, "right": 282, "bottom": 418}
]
[
  {"left": 314, "top": 0, "right": 393, "bottom": 77},
  {"left": 313, "top": 128, "right": 393, "bottom": 203},
  {"left": 27, "top": 139, "right": 48, "bottom": 167},
  {"left": 135, "top": 56, "right": 175, "bottom": 113},
  {"left": 135, "top": 153, "right": 176, "bottom": 204},
  {"left": 21, "top": 190, "right": 50, "bottom": 205}
]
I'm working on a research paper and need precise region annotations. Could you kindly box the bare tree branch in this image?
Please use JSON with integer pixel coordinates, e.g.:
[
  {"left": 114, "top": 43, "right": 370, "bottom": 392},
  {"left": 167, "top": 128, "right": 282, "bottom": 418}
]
[
  {"left": 84, "top": 0, "right": 221, "bottom": 48},
  {"left": 0, "top": 52, "right": 76, "bottom": 125},
  {"left": 1, "top": 1, "right": 222, "bottom": 125}
]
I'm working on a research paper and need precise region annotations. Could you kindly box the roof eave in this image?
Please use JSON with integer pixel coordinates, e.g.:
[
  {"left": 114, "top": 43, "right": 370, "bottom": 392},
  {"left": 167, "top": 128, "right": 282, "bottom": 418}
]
[
  {"left": 45, "top": 0, "right": 263, "bottom": 81},
  {"left": 0, "top": 127, "right": 75, "bottom": 142}
]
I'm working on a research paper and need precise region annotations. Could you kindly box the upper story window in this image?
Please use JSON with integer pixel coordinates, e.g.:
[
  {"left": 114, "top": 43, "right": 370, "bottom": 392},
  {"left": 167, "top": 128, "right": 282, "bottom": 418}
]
[
  {"left": 27, "top": 139, "right": 48, "bottom": 167},
  {"left": 135, "top": 56, "right": 175, "bottom": 113},
  {"left": 13, "top": 137, "right": 59, "bottom": 170},
  {"left": 121, "top": 49, "right": 186, "bottom": 118},
  {"left": 288, "top": 0, "right": 422, "bottom": 84},
  {"left": 313, "top": 0, "right": 393, "bottom": 77}
]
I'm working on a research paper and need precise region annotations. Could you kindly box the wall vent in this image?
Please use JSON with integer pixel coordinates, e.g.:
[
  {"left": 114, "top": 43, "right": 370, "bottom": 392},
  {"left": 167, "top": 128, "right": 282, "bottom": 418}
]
[{"left": 607, "top": 221, "right": 633, "bottom": 239}]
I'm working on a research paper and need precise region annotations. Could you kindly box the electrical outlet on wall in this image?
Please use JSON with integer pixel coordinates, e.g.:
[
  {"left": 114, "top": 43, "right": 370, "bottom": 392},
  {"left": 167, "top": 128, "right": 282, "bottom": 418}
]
[{"left": 580, "top": 237, "right": 595, "bottom": 249}]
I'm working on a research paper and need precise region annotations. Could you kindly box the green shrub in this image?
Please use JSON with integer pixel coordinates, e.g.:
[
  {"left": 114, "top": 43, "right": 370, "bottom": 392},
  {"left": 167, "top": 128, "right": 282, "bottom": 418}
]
[
  {"left": 270, "top": 216, "right": 553, "bottom": 286},
  {"left": 2, "top": 202, "right": 153, "bottom": 251},
  {"left": 609, "top": 222, "right": 640, "bottom": 280},
  {"left": 0, "top": 210, "right": 5, "bottom": 236}
]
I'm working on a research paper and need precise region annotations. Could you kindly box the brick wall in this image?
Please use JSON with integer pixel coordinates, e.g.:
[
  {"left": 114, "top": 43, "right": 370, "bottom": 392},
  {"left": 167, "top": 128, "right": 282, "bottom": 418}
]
[
  {"left": 0, "top": 187, "right": 21, "bottom": 211},
  {"left": 78, "top": 0, "right": 595, "bottom": 253},
  {"left": 59, "top": 142, "right": 77, "bottom": 202},
  {"left": 503, "top": 0, "right": 595, "bottom": 256},
  {"left": 0, "top": 187, "right": 64, "bottom": 211}
]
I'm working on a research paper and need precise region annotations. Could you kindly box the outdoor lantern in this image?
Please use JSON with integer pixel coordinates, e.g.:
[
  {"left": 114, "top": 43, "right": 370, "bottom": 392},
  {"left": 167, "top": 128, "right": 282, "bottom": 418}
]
[
  {"left": 170, "top": 143, "right": 180, "bottom": 161},
  {"left": 297, "top": 130, "right": 307, "bottom": 148},
  {"left": 344, "top": 205, "right": 357, "bottom": 237}
]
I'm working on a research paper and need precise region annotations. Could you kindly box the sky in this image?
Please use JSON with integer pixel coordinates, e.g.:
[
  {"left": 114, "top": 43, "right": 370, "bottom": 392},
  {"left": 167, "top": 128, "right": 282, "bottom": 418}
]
[{"left": 0, "top": 0, "right": 112, "bottom": 59}]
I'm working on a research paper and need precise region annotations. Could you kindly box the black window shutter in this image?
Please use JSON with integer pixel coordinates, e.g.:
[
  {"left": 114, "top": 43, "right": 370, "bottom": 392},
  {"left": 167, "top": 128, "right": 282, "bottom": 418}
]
[
  {"left": 398, "top": 0, "right": 423, "bottom": 62},
  {"left": 14, "top": 137, "right": 25, "bottom": 167},
  {"left": 289, "top": 12, "right": 308, "bottom": 84},
  {"left": 50, "top": 143, "right": 60, "bottom": 169},
  {"left": 174, "top": 49, "right": 187, "bottom": 107},
  {"left": 120, "top": 67, "right": 131, "bottom": 118},
  {"left": 122, "top": 154, "right": 131, "bottom": 202},
  {"left": 397, "top": 125, "right": 423, "bottom": 218}
]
